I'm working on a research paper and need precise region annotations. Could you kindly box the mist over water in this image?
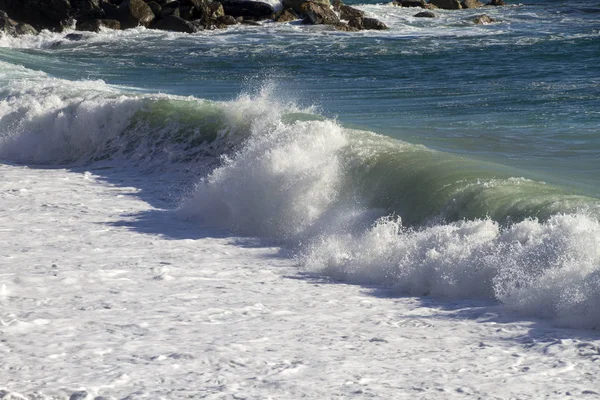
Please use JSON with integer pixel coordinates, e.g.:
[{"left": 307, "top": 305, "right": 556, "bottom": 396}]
[{"left": 1, "top": 0, "right": 599, "bottom": 329}]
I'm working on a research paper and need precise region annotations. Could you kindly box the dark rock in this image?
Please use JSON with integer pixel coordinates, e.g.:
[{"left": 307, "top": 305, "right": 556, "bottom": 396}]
[
  {"left": 38, "top": 0, "right": 72, "bottom": 22},
  {"left": 461, "top": 0, "right": 483, "bottom": 8},
  {"left": 333, "top": 22, "right": 358, "bottom": 31},
  {"left": 69, "top": 391, "right": 89, "bottom": 400},
  {"left": 351, "top": 16, "right": 387, "bottom": 30},
  {"left": 65, "top": 32, "right": 85, "bottom": 39},
  {"left": 472, "top": 13, "right": 494, "bottom": 23},
  {"left": 282, "top": 0, "right": 329, "bottom": 14},
  {"left": 72, "top": 0, "right": 106, "bottom": 19},
  {"left": 100, "top": 0, "right": 120, "bottom": 18},
  {"left": 76, "top": 17, "right": 121, "bottom": 31},
  {"left": 300, "top": 1, "right": 338, "bottom": 24},
  {"left": 216, "top": 14, "right": 236, "bottom": 24},
  {"left": 414, "top": 10, "right": 436, "bottom": 17},
  {"left": 0, "top": 0, "right": 72, "bottom": 30},
  {"left": 146, "top": 1, "right": 162, "bottom": 16},
  {"left": 160, "top": 4, "right": 180, "bottom": 17},
  {"left": 118, "top": 0, "right": 155, "bottom": 28},
  {"left": 394, "top": 0, "right": 426, "bottom": 7},
  {"left": 178, "top": 5, "right": 193, "bottom": 19},
  {"left": 151, "top": 14, "right": 196, "bottom": 31},
  {"left": 273, "top": 8, "right": 298, "bottom": 22},
  {"left": 486, "top": 0, "right": 505, "bottom": 5},
  {"left": 0, "top": 10, "right": 18, "bottom": 35},
  {"left": 217, "top": 0, "right": 274, "bottom": 20},
  {"left": 16, "top": 22, "right": 38, "bottom": 35},
  {"left": 208, "top": 1, "right": 224, "bottom": 18},
  {"left": 100, "top": 18, "right": 121, "bottom": 28},
  {"left": 429, "top": 0, "right": 461, "bottom": 9},
  {"left": 338, "top": 4, "right": 364, "bottom": 20},
  {"left": 365, "top": 17, "right": 388, "bottom": 29}
]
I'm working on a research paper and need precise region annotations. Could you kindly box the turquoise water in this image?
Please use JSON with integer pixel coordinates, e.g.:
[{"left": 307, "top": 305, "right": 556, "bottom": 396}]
[{"left": 1, "top": 0, "right": 600, "bottom": 328}]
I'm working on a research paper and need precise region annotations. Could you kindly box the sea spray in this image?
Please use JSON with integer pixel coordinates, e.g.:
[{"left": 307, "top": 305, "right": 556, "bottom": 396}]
[{"left": 2, "top": 61, "right": 600, "bottom": 329}]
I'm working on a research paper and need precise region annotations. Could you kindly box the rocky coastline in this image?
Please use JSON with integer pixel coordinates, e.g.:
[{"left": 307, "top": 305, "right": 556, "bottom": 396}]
[{"left": 0, "top": 0, "right": 506, "bottom": 37}]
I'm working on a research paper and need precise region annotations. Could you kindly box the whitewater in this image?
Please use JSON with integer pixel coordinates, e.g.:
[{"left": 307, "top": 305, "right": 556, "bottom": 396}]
[{"left": 2, "top": 0, "right": 600, "bottom": 398}]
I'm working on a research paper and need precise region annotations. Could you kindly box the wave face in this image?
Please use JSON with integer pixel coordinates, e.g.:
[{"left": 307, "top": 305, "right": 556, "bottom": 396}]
[{"left": 2, "top": 60, "right": 600, "bottom": 330}]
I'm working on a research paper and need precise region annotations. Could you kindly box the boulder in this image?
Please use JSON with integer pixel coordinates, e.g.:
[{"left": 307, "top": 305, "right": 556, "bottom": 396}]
[
  {"left": 100, "top": 0, "right": 120, "bottom": 19},
  {"left": 486, "top": 0, "right": 505, "bottom": 5},
  {"left": 36, "top": 0, "right": 72, "bottom": 22},
  {"left": 217, "top": 14, "right": 236, "bottom": 24},
  {"left": 473, "top": 13, "right": 493, "bottom": 23},
  {"left": 429, "top": 0, "right": 461, "bottom": 9},
  {"left": 76, "top": 17, "right": 121, "bottom": 30},
  {"left": 414, "top": 10, "right": 436, "bottom": 17},
  {"left": 146, "top": 1, "right": 162, "bottom": 16},
  {"left": 334, "top": 22, "right": 358, "bottom": 31},
  {"left": 118, "top": 0, "right": 155, "bottom": 28},
  {"left": 208, "top": 1, "right": 224, "bottom": 18},
  {"left": 0, "top": 0, "right": 72, "bottom": 30},
  {"left": 160, "top": 4, "right": 180, "bottom": 17},
  {"left": 395, "top": 0, "right": 426, "bottom": 7},
  {"left": 151, "top": 14, "right": 196, "bottom": 31},
  {"left": 72, "top": 0, "right": 106, "bottom": 19},
  {"left": 0, "top": 10, "right": 18, "bottom": 35},
  {"left": 338, "top": 4, "right": 364, "bottom": 20},
  {"left": 16, "top": 22, "right": 38, "bottom": 34},
  {"left": 282, "top": 0, "right": 329, "bottom": 14},
  {"left": 300, "top": 1, "right": 338, "bottom": 25},
  {"left": 217, "top": 0, "right": 274, "bottom": 20},
  {"left": 461, "top": 0, "right": 483, "bottom": 7},
  {"left": 348, "top": 16, "right": 387, "bottom": 30},
  {"left": 274, "top": 8, "right": 298, "bottom": 22}
]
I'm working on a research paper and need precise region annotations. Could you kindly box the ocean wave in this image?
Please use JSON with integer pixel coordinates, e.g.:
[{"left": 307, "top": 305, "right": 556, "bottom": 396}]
[{"left": 2, "top": 62, "right": 600, "bottom": 330}]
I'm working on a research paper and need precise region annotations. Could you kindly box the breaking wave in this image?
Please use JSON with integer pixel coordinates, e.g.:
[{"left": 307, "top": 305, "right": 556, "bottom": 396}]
[{"left": 2, "top": 60, "right": 600, "bottom": 329}]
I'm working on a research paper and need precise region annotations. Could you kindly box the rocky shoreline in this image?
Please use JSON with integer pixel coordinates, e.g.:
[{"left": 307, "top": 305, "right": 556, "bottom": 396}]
[{"left": 0, "top": 0, "right": 505, "bottom": 37}]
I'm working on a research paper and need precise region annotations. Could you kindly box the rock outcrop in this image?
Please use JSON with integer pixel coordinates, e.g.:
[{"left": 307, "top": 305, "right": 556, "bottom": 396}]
[
  {"left": 0, "top": 0, "right": 506, "bottom": 36},
  {"left": 219, "top": 0, "right": 274, "bottom": 20}
]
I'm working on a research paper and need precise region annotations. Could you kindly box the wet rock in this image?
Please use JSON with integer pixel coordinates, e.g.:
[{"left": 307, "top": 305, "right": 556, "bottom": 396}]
[
  {"left": 217, "top": 0, "right": 274, "bottom": 20},
  {"left": 160, "top": 4, "right": 180, "bottom": 17},
  {"left": 118, "top": 0, "right": 155, "bottom": 28},
  {"left": 76, "top": 18, "right": 121, "bottom": 31},
  {"left": 394, "top": 0, "right": 426, "bottom": 7},
  {"left": 72, "top": 0, "right": 106, "bottom": 19},
  {"left": 333, "top": 22, "right": 358, "bottom": 31},
  {"left": 282, "top": 0, "right": 329, "bottom": 14},
  {"left": 151, "top": 14, "right": 196, "bottom": 31},
  {"left": 69, "top": 391, "right": 89, "bottom": 400},
  {"left": 16, "top": 22, "right": 38, "bottom": 35},
  {"left": 300, "top": 1, "right": 339, "bottom": 24},
  {"left": 472, "top": 13, "right": 494, "bottom": 24},
  {"left": 37, "top": 0, "right": 72, "bottom": 22},
  {"left": 429, "top": 0, "right": 461, "bottom": 9},
  {"left": 274, "top": 8, "right": 298, "bottom": 22},
  {"left": 338, "top": 4, "right": 364, "bottom": 20},
  {"left": 348, "top": 16, "right": 388, "bottom": 30},
  {"left": 208, "top": 1, "right": 225, "bottom": 18},
  {"left": 0, "top": 0, "right": 72, "bottom": 30},
  {"left": 65, "top": 32, "right": 85, "bottom": 39},
  {"left": 414, "top": 10, "right": 436, "bottom": 17},
  {"left": 100, "top": 0, "right": 120, "bottom": 19},
  {"left": 146, "top": 1, "right": 162, "bottom": 16},
  {"left": 0, "top": 10, "right": 18, "bottom": 35},
  {"left": 462, "top": 0, "right": 483, "bottom": 8},
  {"left": 217, "top": 14, "right": 237, "bottom": 24},
  {"left": 487, "top": 0, "right": 505, "bottom": 5}
]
